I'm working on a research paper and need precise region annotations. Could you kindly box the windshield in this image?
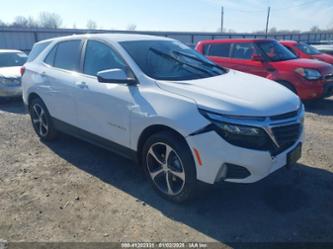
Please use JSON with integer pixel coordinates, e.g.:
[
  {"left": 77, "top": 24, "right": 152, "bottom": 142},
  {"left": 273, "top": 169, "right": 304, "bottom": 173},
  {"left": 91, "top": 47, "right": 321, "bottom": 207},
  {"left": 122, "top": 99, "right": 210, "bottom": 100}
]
[
  {"left": 297, "top": 42, "right": 321, "bottom": 55},
  {"left": 0, "top": 52, "right": 28, "bottom": 68},
  {"left": 257, "top": 41, "right": 297, "bottom": 62},
  {"left": 120, "top": 40, "right": 226, "bottom": 81}
]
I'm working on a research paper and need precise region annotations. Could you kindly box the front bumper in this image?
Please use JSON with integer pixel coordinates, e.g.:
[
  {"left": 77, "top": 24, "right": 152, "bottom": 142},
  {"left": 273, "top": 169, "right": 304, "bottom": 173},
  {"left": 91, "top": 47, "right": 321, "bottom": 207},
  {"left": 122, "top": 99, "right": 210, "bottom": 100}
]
[
  {"left": 0, "top": 86, "right": 22, "bottom": 97},
  {"left": 186, "top": 130, "right": 304, "bottom": 184}
]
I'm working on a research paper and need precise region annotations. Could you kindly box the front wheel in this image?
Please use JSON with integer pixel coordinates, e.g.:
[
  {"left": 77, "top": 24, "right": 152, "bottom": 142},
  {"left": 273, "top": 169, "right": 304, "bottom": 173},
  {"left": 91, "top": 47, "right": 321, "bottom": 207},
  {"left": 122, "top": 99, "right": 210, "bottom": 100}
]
[
  {"left": 29, "top": 97, "right": 58, "bottom": 141},
  {"left": 142, "top": 131, "right": 198, "bottom": 203}
]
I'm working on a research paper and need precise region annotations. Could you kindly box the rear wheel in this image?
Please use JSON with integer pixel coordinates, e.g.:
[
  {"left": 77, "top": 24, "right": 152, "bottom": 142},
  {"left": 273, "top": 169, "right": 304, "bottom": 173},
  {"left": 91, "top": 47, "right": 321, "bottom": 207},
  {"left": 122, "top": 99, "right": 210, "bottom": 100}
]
[
  {"left": 142, "top": 131, "right": 198, "bottom": 203},
  {"left": 29, "top": 97, "right": 58, "bottom": 141}
]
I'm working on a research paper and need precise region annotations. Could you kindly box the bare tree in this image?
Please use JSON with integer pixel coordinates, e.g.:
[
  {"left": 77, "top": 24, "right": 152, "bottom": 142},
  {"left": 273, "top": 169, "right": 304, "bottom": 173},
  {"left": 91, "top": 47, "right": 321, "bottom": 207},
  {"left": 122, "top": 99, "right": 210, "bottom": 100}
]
[
  {"left": 127, "top": 24, "right": 137, "bottom": 31},
  {"left": 86, "top": 20, "right": 97, "bottom": 30},
  {"left": 12, "top": 16, "right": 29, "bottom": 28},
  {"left": 39, "top": 12, "right": 62, "bottom": 29},
  {"left": 0, "top": 19, "right": 7, "bottom": 27},
  {"left": 310, "top": 26, "right": 321, "bottom": 33}
]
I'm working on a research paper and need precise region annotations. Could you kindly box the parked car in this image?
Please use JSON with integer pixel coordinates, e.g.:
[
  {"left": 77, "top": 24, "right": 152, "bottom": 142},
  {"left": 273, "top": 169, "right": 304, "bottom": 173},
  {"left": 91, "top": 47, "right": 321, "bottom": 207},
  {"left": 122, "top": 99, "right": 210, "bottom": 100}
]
[
  {"left": 195, "top": 39, "right": 333, "bottom": 100},
  {"left": 280, "top": 40, "right": 333, "bottom": 65},
  {"left": 0, "top": 49, "right": 27, "bottom": 99},
  {"left": 22, "top": 34, "right": 304, "bottom": 202},
  {"left": 312, "top": 44, "right": 333, "bottom": 56}
]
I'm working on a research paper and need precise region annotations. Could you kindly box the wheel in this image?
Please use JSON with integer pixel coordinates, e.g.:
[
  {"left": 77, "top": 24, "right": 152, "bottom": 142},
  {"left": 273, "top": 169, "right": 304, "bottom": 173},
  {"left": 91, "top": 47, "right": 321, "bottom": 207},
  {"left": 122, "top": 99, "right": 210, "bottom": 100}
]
[
  {"left": 142, "top": 131, "right": 198, "bottom": 203},
  {"left": 29, "top": 97, "right": 58, "bottom": 141}
]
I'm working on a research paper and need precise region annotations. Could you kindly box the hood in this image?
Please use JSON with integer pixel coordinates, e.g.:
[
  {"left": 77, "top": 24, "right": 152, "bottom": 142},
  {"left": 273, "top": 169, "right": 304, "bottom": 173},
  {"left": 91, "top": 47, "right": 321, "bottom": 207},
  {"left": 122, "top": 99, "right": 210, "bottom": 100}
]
[
  {"left": 157, "top": 70, "right": 301, "bottom": 117},
  {"left": 0, "top": 66, "right": 21, "bottom": 79},
  {"left": 313, "top": 53, "right": 333, "bottom": 65},
  {"left": 273, "top": 58, "right": 331, "bottom": 71}
]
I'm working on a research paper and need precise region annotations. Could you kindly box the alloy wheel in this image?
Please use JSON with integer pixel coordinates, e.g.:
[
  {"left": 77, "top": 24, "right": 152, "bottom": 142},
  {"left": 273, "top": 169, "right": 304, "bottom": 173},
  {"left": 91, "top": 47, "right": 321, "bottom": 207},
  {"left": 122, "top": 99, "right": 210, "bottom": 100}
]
[
  {"left": 31, "top": 104, "right": 49, "bottom": 137},
  {"left": 146, "top": 142, "right": 186, "bottom": 196}
]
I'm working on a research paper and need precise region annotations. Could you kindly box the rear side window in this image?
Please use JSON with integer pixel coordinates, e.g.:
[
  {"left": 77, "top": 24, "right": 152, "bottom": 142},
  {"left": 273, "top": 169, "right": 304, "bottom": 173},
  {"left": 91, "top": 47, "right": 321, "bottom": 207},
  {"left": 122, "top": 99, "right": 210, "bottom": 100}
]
[
  {"left": 231, "top": 43, "right": 257, "bottom": 60},
  {"left": 204, "top": 43, "right": 231, "bottom": 57},
  {"left": 83, "top": 40, "right": 127, "bottom": 76},
  {"left": 53, "top": 40, "right": 82, "bottom": 71},
  {"left": 27, "top": 42, "right": 51, "bottom": 62},
  {"left": 44, "top": 46, "right": 57, "bottom": 66}
]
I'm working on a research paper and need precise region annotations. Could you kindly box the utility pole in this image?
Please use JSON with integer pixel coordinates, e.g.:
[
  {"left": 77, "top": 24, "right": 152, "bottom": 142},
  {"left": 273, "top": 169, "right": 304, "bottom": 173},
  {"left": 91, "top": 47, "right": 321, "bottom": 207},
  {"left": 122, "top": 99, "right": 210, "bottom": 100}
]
[
  {"left": 265, "top": 6, "right": 271, "bottom": 37},
  {"left": 221, "top": 5, "right": 224, "bottom": 33}
]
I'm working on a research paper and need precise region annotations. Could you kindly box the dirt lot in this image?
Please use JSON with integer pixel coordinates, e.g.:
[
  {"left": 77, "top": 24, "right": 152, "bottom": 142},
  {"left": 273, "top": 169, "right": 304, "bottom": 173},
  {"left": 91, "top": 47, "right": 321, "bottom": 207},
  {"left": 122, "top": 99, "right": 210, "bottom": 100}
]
[{"left": 0, "top": 98, "right": 333, "bottom": 245}]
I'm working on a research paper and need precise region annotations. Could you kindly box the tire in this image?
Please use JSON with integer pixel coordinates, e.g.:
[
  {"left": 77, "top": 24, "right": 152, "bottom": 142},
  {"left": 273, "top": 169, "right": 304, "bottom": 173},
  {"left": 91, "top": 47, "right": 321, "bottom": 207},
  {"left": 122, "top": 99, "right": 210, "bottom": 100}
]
[
  {"left": 29, "top": 97, "right": 58, "bottom": 141},
  {"left": 142, "top": 131, "right": 198, "bottom": 203}
]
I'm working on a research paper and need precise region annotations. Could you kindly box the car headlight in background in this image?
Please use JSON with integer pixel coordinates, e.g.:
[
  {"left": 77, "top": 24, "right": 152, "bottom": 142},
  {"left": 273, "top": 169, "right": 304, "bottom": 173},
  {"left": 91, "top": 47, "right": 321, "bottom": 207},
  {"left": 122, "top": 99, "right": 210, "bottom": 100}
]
[
  {"left": 295, "top": 68, "right": 322, "bottom": 80},
  {"left": 199, "top": 109, "right": 269, "bottom": 150}
]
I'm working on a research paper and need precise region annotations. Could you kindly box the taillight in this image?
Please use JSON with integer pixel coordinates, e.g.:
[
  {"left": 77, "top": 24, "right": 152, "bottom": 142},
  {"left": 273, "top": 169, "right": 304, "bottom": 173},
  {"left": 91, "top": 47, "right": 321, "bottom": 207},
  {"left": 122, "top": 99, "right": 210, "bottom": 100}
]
[{"left": 20, "top": 66, "right": 26, "bottom": 76}]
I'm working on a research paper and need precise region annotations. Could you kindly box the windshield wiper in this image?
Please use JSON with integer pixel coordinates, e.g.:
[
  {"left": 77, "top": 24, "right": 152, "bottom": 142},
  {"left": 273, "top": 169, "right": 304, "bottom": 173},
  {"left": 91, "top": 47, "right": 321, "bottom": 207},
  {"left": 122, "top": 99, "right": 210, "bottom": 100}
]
[
  {"left": 149, "top": 48, "right": 216, "bottom": 77},
  {"left": 172, "top": 50, "right": 224, "bottom": 71}
]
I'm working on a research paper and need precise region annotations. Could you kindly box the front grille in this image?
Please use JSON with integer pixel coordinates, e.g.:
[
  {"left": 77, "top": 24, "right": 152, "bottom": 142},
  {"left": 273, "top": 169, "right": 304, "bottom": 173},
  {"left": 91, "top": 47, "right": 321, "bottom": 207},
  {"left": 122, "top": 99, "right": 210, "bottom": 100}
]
[
  {"left": 271, "top": 124, "right": 302, "bottom": 155},
  {"left": 270, "top": 110, "right": 298, "bottom": 121},
  {"left": 325, "top": 74, "right": 333, "bottom": 81}
]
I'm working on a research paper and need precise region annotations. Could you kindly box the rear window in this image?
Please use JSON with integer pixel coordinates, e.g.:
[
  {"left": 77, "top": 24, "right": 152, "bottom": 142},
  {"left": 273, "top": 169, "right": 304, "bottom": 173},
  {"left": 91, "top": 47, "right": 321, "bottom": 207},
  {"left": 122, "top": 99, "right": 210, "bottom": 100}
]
[
  {"left": 53, "top": 40, "right": 82, "bottom": 71},
  {"left": 0, "top": 52, "right": 27, "bottom": 67},
  {"left": 204, "top": 43, "right": 231, "bottom": 57},
  {"left": 27, "top": 41, "right": 51, "bottom": 62}
]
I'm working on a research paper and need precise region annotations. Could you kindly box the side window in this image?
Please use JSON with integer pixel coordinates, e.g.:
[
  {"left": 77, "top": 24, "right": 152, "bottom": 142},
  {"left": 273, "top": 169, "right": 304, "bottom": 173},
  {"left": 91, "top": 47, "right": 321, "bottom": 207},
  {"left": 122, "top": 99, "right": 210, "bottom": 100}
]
[
  {"left": 28, "top": 41, "right": 51, "bottom": 62},
  {"left": 231, "top": 43, "right": 257, "bottom": 60},
  {"left": 83, "top": 40, "right": 127, "bottom": 76},
  {"left": 53, "top": 40, "right": 82, "bottom": 71},
  {"left": 285, "top": 46, "right": 297, "bottom": 56},
  {"left": 44, "top": 46, "right": 57, "bottom": 66},
  {"left": 205, "top": 43, "right": 231, "bottom": 58}
]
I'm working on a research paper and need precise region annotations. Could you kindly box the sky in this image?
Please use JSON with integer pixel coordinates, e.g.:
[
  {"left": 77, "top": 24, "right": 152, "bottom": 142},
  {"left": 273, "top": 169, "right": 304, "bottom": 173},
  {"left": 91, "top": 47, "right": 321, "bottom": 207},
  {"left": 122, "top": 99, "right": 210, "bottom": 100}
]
[{"left": 1, "top": 0, "right": 333, "bottom": 32}]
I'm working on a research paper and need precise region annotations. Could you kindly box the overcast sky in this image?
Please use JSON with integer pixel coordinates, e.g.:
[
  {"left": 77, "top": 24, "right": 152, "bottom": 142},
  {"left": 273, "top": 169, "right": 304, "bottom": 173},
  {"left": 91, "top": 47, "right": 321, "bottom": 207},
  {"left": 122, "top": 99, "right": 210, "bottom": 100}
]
[{"left": 1, "top": 0, "right": 333, "bottom": 32}]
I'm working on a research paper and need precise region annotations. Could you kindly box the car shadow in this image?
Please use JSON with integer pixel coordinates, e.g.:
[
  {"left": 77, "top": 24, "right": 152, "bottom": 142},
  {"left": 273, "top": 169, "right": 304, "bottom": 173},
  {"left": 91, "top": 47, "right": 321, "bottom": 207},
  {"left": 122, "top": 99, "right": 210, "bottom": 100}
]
[
  {"left": 44, "top": 135, "right": 333, "bottom": 245},
  {"left": 304, "top": 97, "right": 333, "bottom": 116},
  {"left": 0, "top": 98, "right": 27, "bottom": 115}
]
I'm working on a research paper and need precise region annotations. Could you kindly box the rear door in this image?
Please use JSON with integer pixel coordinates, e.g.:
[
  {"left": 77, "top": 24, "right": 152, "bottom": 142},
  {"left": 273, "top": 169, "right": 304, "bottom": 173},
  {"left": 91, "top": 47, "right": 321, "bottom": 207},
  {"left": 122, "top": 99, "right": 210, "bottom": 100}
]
[
  {"left": 41, "top": 40, "right": 83, "bottom": 126},
  {"left": 228, "top": 42, "right": 269, "bottom": 77},
  {"left": 203, "top": 43, "right": 233, "bottom": 68}
]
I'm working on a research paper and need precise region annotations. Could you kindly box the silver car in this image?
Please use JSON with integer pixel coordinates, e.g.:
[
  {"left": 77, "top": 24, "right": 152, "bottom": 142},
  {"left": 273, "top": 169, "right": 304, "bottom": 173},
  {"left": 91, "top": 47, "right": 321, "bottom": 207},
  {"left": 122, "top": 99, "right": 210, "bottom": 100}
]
[{"left": 0, "top": 49, "right": 27, "bottom": 99}]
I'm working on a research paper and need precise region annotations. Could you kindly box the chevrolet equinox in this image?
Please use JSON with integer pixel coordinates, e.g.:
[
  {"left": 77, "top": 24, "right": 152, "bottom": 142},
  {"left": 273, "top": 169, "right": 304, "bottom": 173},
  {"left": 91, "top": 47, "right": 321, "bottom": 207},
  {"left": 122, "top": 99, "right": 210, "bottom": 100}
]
[{"left": 22, "top": 34, "right": 304, "bottom": 202}]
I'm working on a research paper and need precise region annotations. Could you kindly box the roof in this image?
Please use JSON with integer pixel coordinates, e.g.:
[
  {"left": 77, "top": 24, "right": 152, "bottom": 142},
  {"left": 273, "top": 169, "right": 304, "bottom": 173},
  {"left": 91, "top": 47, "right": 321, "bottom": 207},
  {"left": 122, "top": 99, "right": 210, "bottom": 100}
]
[
  {"left": 197, "top": 38, "right": 275, "bottom": 45},
  {"left": 280, "top": 40, "right": 298, "bottom": 45},
  {"left": 37, "top": 33, "right": 172, "bottom": 44}
]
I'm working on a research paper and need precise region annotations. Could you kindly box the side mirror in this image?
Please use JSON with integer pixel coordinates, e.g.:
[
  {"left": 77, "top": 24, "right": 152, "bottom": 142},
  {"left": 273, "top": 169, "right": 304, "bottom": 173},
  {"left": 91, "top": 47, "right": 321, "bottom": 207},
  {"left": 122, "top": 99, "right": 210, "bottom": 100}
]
[
  {"left": 251, "top": 54, "right": 263, "bottom": 62},
  {"left": 97, "top": 68, "right": 137, "bottom": 85}
]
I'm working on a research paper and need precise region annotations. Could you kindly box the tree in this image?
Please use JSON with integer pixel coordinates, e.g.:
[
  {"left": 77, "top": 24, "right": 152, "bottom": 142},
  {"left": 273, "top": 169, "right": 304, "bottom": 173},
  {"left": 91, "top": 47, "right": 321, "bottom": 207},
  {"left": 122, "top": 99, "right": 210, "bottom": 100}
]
[
  {"left": 12, "top": 16, "right": 29, "bottom": 28},
  {"left": 86, "top": 20, "right": 97, "bottom": 30},
  {"left": 39, "top": 12, "right": 62, "bottom": 29},
  {"left": 127, "top": 24, "right": 137, "bottom": 31},
  {"left": 310, "top": 26, "right": 321, "bottom": 33},
  {"left": 269, "top": 27, "right": 277, "bottom": 34},
  {"left": 0, "top": 19, "right": 6, "bottom": 27}
]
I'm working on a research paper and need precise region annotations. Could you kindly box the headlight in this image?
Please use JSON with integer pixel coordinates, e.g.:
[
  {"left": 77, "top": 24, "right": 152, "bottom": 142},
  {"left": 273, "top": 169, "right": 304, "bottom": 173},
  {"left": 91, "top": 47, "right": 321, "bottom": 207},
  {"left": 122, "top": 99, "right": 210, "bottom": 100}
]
[
  {"left": 295, "top": 68, "right": 322, "bottom": 80},
  {"left": 199, "top": 109, "right": 269, "bottom": 150}
]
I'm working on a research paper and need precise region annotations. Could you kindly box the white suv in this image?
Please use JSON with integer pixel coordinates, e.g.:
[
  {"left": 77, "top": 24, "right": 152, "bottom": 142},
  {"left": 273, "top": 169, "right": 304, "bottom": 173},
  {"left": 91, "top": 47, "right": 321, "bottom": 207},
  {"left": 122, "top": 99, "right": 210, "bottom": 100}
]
[{"left": 22, "top": 34, "right": 304, "bottom": 202}]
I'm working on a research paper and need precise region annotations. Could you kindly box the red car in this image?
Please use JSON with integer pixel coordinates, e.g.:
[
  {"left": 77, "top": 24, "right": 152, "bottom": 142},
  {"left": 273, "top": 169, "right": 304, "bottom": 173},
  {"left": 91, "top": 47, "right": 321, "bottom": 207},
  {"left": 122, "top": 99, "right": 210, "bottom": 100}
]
[
  {"left": 195, "top": 39, "right": 333, "bottom": 100},
  {"left": 280, "top": 40, "right": 333, "bottom": 65}
]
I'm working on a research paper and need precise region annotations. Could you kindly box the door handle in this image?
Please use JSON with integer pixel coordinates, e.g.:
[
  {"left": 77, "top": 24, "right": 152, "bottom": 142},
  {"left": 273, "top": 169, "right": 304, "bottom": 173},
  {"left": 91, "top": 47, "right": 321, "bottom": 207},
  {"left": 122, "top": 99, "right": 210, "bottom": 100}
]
[{"left": 75, "top": 81, "right": 88, "bottom": 89}]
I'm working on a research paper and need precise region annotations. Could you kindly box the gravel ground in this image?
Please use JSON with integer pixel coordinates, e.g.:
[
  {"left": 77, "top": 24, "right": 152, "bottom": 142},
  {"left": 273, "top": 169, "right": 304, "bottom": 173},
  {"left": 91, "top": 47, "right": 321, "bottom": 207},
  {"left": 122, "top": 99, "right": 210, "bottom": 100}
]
[{"left": 0, "top": 97, "right": 333, "bottom": 245}]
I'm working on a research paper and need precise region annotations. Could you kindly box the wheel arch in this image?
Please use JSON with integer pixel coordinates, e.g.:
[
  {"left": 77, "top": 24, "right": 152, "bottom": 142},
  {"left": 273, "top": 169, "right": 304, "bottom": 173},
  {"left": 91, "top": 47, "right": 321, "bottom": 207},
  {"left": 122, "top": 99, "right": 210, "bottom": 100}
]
[
  {"left": 275, "top": 80, "right": 298, "bottom": 94},
  {"left": 136, "top": 124, "right": 190, "bottom": 164},
  {"left": 28, "top": 92, "right": 42, "bottom": 107}
]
